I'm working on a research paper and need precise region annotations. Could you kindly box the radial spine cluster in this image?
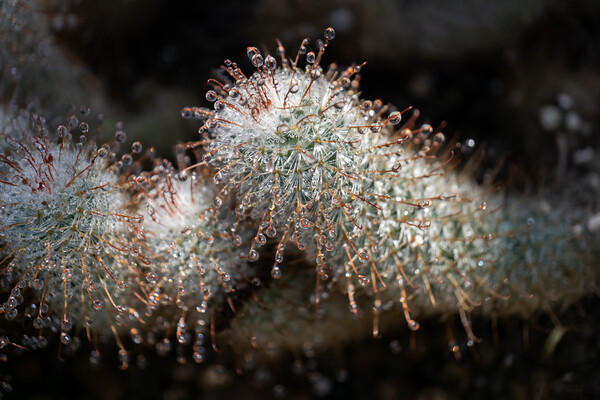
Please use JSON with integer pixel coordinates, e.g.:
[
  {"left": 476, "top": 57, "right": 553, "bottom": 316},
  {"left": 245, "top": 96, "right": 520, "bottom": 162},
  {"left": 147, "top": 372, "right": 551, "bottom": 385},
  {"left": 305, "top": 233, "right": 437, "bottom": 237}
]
[
  {"left": 182, "top": 28, "right": 412, "bottom": 281},
  {"left": 0, "top": 110, "right": 152, "bottom": 356},
  {"left": 0, "top": 24, "right": 597, "bottom": 378},
  {"left": 133, "top": 159, "right": 254, "bottom": 363},
  {"left": 183, "top": 27, "right": 599, "bottom": 340}
]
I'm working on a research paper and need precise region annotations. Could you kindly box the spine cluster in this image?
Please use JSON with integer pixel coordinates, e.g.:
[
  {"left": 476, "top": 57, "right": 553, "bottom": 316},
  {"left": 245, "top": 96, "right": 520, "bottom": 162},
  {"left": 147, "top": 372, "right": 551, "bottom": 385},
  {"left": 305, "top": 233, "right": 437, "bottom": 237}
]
[
  {"left": 0, "top": 27, "right": 598, "bottom": 373},
  {"left": 0, "top": 112, "right": 146, "bottom": 356}
]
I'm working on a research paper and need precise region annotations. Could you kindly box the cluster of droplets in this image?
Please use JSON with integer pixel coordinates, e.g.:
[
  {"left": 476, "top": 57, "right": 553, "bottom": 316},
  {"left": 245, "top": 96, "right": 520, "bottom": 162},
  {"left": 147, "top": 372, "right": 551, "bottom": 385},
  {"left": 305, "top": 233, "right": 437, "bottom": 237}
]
[
  {"left": 182, "top": 27, "right": 480, "bottom": 329},
  {"left": 0, "top": 25, "right": 597, "bottom": 383},
  {"left": 183, "top": 27, "right": 600, "bottom": 354},
  {"left": 0, "top": 108, "right": 153, "bottom": 365},
  {"left": 129, "top": 157, "right": 255, "bottom": 364},
  {"left": 182, "top": 27, "right": 414, "bottom": 283}
]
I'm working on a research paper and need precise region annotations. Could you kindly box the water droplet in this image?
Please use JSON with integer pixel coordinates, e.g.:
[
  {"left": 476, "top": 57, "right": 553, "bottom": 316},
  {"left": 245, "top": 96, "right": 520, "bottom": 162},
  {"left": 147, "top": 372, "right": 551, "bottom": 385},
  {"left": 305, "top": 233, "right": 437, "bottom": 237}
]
[
  {"left": 306, "top": 52, "right": 316, "bottom": 64},
  {"left": 408, "top": 320, "right": 420, "bottom": 331},
  {"left": 247, "top": 46, "right": 260, "bottom": 60},
  {"left": 122, "top": 154, "right": 133, "bottom": 166},
  {"left": 56, "top": 125, "right": 67, "bottom": 137},
  {"left": 316, "top": 254, "right": 327, "bottom": 265},
  {"left": 193, "top": 349, "right": 205, "bottom": 363},
  {"left": 358, "top": 275, "right": 370, "bottom": 286},
  {"left": 62, "top": 318, "right": 73, "bottom": 332},
  {"left": 418, "top": 221, "right": 431, "bottom": 231},
  {"left": 196, "top": 301, "right": 207, "bottom": 314},
  {"left": 214, "top": 101, "right": 226, "bottom": 112},
  {"left": 213, "top": 172, "right": 223, "bottom": 184},
  {"left": 5, "top": 308, "right": 16, "bottom": 320},
  {"left": 80, "top": 105, "right": 91, "bottom": 116},
  {"left": 449, "top": 342, "right": 459, "bottom": 353},
  {"left": 337, "top": 78, "right": 350, "bottom": 90},
  {"left": 79, "top": 122, "right": 89, "bottom": 134},
  {"left": 181, "top": 107, "right": 195, "bottom": 118},
  {"left": 205, "top": 90, "right": 218, "bottom": 102},
  {"left": 146, "top": 272, "right": 159, "bottom": 284},
  {"left": 89, "top": 350, "right": 101, "bottom": 365},
  {"left": 33, "top": 316, "right": 44, "bottom": 329},
  {"left": 388, "top": 111, "right": 402, "bottom": 125},
  {"left": 24, "top": 303, "right": 37, "bottom": 318},
  {"left": 252, "top": 54, "right": 264, "bottom": 68},
  {"left": 92, "top": 300, "right": 103, "bottom": 310},
  {"left": 271, "top": 266, "right": 282, "bottom": 279},
  {"left": 461, "top": 138, "right": 476, "bottom": 154},
  {"left": 131, "top": 141, "right": 142, "bottom": 153},
  {"left": 330, "top": 100, "right": 345, "bottom": 110},
  {"left": 433, "top": 132, "right": 445, "bottom": 145},
  {"left": 206, "top": 118, "right": 218, "bottom": 129},
  {"left": 60, "top": 332, "right": 72, "bottom": 345},
  {"left": 115, "top": 130, "right": 126, "bottom": 143},
  {"left": 266, "top": 226, "right": 277, "bottom": 237},
  {"left": 479, "top": 201, "right": 488, "bottom": 211},
  {"left": 265, "top": 55, "right": 277, "bottom": 70},
  {"left": 130, "top": 328, "right": 143, "bottom": 344},
  {"left": 69, "top": 115, "right": 79, "bottom": 128},
  {"left": 249, "top": 249, "right": 259, "bottom": 261},
  {"left": 119, "top": 349, "right": 129, "bottom": 365},
  {"left": 324, "top": 27, "right": 335, "bottom": 41},
  {"left": 256, "top": 233, "right": 267, "bottom": 245},
  {"left": 421, "top": 124, "right": 433, "bottom": 135},
  {"left": 527, "top": 217, "right": 535, "bottom": 226}
]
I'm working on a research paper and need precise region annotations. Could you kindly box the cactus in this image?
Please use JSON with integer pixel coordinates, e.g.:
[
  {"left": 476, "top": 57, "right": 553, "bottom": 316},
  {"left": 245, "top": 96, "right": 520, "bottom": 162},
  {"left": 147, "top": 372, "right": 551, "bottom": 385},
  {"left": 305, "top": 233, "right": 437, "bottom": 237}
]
[
  {"left": 0, "top": 111, "right": 148, "bottom": 356},
  {"left": 0, "top": 15, "right": 598, "bottom": 398},
  {"left": 182, "top": 27, "right": 599, "bottom": 345}
]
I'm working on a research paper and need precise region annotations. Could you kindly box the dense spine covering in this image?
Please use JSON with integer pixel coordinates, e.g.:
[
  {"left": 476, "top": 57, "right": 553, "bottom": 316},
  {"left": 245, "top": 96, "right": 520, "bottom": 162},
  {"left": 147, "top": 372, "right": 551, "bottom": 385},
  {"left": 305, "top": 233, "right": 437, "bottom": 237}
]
[
  {"left": 182, "top": 29, "right": 413, "bottom": 284},
  {"left": 133, "top": 160, "right": 254, "bottom": 363},
  {"left": 0, "top": 23, "right": 597, "bottom": 386},
  {"left": 183, "top": 27, "right": 599, "bottom": 341},
  {"left": 0, "top": 110, "right": 150, "bottom": 359}
]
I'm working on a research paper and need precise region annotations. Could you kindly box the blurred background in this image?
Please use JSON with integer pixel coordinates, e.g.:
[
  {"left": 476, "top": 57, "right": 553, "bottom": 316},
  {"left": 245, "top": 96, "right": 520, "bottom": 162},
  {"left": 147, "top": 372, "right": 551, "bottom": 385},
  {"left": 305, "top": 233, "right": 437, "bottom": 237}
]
[
  {"left": 1, "top": 0, "right": 600, "bottom": 398},
  {"left": 38, "top": 0, "right": 600, "bottom": 183}
]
